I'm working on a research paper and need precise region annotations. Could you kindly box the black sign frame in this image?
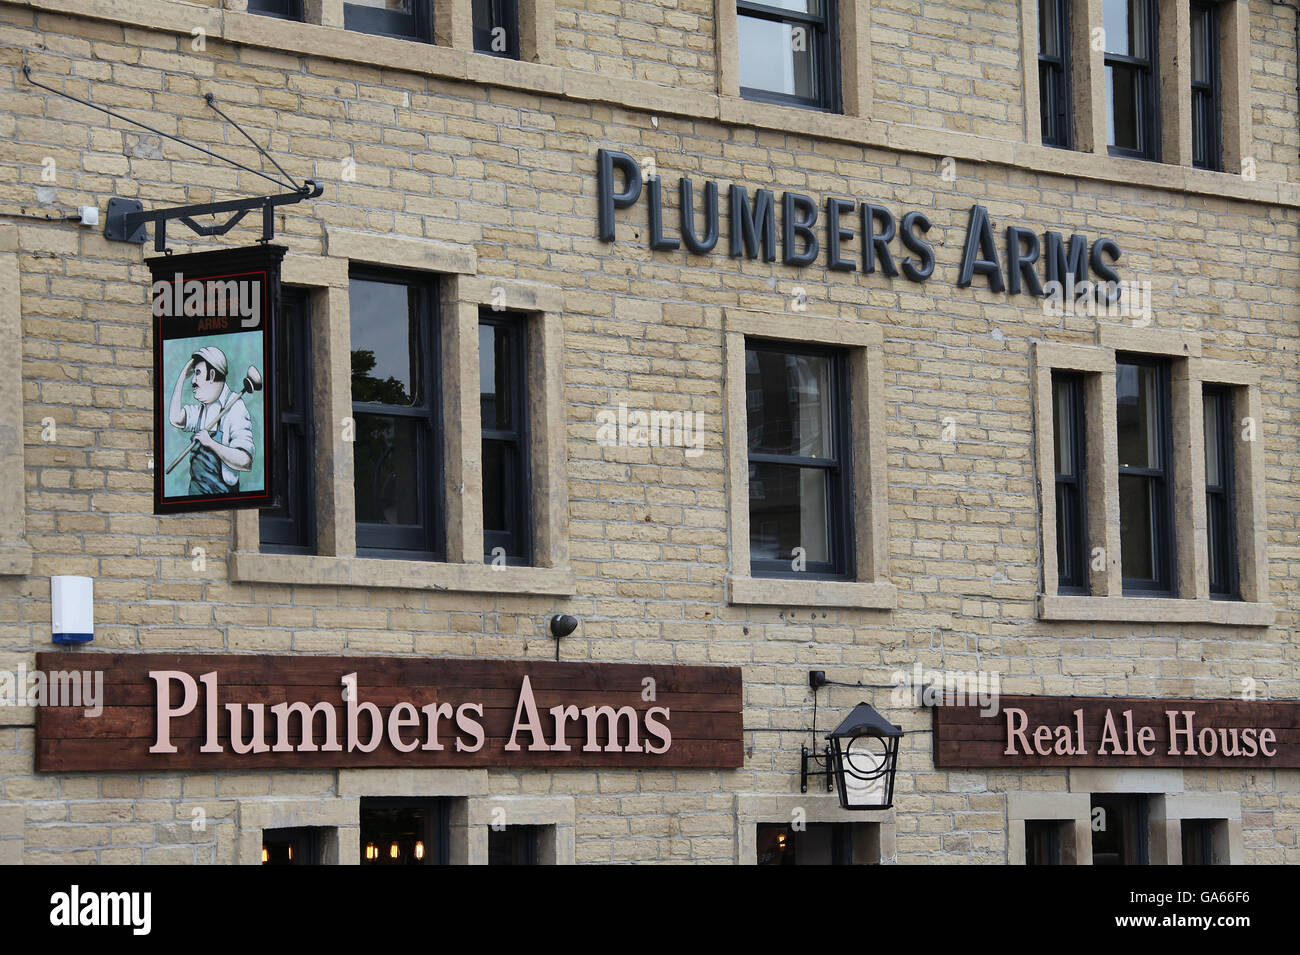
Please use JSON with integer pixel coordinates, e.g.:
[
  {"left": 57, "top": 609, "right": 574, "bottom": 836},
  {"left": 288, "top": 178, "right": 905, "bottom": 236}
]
[{"left": 149, "top": 245, "right": 284, "bottom": 514}]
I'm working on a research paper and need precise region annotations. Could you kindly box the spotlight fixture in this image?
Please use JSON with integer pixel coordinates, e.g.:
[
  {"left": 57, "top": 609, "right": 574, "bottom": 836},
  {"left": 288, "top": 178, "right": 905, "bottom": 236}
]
[{"left": 549, "top": 614, "right": 579, "bottom": 661}]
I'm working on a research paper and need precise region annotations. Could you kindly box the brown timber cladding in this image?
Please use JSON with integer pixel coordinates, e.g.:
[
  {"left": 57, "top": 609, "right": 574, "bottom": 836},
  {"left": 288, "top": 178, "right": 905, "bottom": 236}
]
[{"left": 34, "top": 654, "right": 744, "bottom": 771}]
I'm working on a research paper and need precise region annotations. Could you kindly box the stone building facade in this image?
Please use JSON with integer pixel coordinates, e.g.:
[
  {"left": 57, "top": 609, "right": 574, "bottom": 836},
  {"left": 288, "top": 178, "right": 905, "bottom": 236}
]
[{"left": 0, "top": 0, "right": 1296, "bottom": 864}]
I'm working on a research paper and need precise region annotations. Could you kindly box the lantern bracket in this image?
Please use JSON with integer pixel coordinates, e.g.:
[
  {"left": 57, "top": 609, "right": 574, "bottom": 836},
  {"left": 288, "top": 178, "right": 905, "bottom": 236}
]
[{"left": 800, "top": 744, "right": 835, "bottom": 794}]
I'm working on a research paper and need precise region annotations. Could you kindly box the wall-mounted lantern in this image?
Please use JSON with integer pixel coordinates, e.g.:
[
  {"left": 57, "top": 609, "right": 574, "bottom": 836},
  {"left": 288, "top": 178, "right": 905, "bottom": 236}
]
[{"left": 801, "top": 672, "right": 904, "bottom": 810}]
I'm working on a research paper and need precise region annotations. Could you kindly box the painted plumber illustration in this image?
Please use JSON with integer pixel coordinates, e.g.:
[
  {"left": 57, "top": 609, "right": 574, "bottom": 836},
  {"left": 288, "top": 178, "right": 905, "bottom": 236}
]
[{"left": 166, "top": 345, "right": 262, "bottom": 496}]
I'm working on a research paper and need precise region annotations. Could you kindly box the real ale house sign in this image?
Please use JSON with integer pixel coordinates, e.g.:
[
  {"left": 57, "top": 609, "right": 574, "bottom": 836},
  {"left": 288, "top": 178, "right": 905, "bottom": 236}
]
[
  {"left": 933, "top": 696, "right": 1300, "bottom": 769},
  {"left": 34, "top": 655, "right": 743, "bottom": 772}
]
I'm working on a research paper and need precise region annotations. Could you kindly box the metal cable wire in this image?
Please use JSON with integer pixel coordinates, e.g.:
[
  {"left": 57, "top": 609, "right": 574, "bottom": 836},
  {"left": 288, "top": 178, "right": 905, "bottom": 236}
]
[
  {"left": 203, "top": 92, "right": 300, "bottom": 191},
  {"left": 22, "top": 62, "right": 298, "bottom": 192}
]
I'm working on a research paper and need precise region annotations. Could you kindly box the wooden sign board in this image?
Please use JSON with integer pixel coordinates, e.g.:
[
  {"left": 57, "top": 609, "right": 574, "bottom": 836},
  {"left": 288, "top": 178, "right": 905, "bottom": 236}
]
[
  {"left": 34, "top": 654, "right": 743, "bottom": 772},
  {"left": 933, "top": 695, "right": 1300, "bottom": 769}
]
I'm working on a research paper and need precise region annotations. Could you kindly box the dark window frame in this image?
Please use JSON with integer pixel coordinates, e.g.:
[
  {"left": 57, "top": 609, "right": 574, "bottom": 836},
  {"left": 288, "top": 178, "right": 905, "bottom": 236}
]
[
  {"left": 260, "top": 285, "right": 315, "bottom": 554},
  {"left": 246, "top": 0, "right": 304, "bottom": 20},
  {"left": 1053, "top": 371, "right": 1089, "bottom": 594},
  {"left": 262, "top": 826, "right": 325, "bottom": 865},
  {"left": 737, "top": 0, "right": 843, "bottom": 113},
  {"left": 480, "top": 310, "right": 532, "bottom": 565},
  {"left": 1104, "top": 0, "right": 1161, "bottom": 161},
  {"left": 344, "top": 0, "right": 434, "bottom": 43},
  {"left": 1091, "top": 794, "right": 1150, "bottom": 866},
  {"left": 1116, "top": 354, "right": 1175, "bottom": 596},
  {"left": 1190, "top": 1, "right": 1222, "bottom": 170},
  {"left": 360, "top": 797, "right": 450, "bottom": 866},
  {"left": 1038, "top": 0, "right": 1072, "bottom": 148},
  {"left": 1025, "top": 820, "right": 1063, "bottom": 865},
  {"left": 1180, "top": 819, "right": 1217, "bottom": 865},
  {"left": 745, "top": 338, "right": 854, "bottom": 581},
  {"left": 1203, "top": 384, "right": 1238, "bottom": 599},
  {"left": 473, "top": 0, "right": 521, "bottom": 59},
  {"left": 755, "top": 822, "right": 860, "bottom": 865},
  {"left": 349, "top": 267, "right": 443, "bottom": 560},
  {"left": 488, "top": 825, "right": 543, "bottom": 864}
]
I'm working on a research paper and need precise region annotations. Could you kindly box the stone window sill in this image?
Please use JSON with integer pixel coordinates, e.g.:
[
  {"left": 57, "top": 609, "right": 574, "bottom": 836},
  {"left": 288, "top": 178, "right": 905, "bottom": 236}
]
[
  {"left": 1038, "top": 595, "right": 1275, "bottom": 627},
  {"left": 231, "top": 551, "right": 575, "bottom": 596},
  {"left": 727, "top": 575, "right": 895, "bottom": 610},
  {"left": 223, "top": 12, "right": 565, "bottom": 94}
]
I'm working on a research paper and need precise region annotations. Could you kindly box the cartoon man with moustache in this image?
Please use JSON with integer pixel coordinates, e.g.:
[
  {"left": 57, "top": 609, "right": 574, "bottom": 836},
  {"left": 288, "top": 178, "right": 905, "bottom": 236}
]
[{"left": 167, "top": 345, "right": 255, "bottom": 496}]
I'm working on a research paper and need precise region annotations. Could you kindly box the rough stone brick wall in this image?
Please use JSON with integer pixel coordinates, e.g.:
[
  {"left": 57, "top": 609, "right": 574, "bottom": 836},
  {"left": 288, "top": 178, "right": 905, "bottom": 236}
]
[
  {"left": 869, "top": 0, "right": 1025, "bottom": 138},
  {"left": 1252, "top": 0, "right": 1300, "bottom": 182},
  {"left": 0, "top": 3, "right": 1296, "bottom": 863},
  {"left": 554, "top": 0, "right": 717, "bottom": 90}
]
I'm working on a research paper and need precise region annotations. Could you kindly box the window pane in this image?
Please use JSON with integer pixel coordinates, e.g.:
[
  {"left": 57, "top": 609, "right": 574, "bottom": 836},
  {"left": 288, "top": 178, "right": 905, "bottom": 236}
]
[
  {"left": 353, "top": 414, "right": 422, "bottom": 526},
  {"left": 1190, "top": 7, "right": 1210, "bottom": 84},
  {"left": 1207, "top": 493, "right": 1223, "bottom": 583},
  {"left": 479, "top": 323, "right": 514, "bottom": 431},
  {"left": 262, "top": 827, "right": 324, "bottom": 865},
  {"left": 1052, "top": 378, "right": 1075, "bottom": 476},
  {"left": 489, "top": 826, "right": 541, "bottom": 865},
  {"left": 1116, "top": 363, "right": 1160, "bottom": 468},
  {"left": 343, "top": 0, "right": 423, "bottom": 39},
  {"left": 351, "top": 279, "right": 418, "bottom": 405},
  {"left": 1039, "top": 63, "right": 1055, "bottom": 140},
  {"left": 247, "top": 0, "right": 301, "bottom": 17},
  {"left": 1055, "top": 483, "right": 1073, "bottom": 578},
  {"left": 1039, "top": 0, "right": 1061, "bottom": 57},
  {"left": 347, "top": 0, "right": 412, "bottom": 11},
  {"left": 1103, "top": 0, "right": 1145, "bottom": 56},
  {"left": 473, "top": 0, "right": 517, "bottom": 55},
  {"left": 1026, "top": 821, "right": 1061, "bottom": 865},
  {"left": 1091, "top": 795, "right": 1149, "bottom": 865},
  {"left": 1102, "top": 0, "right": 1128, "bottom": 53},
  {"left": 361, "top": 799, "right": 443, "bottom": 866},
  {"left": 737, "top": 15, "right": 818, "bottom": 100},
  {"left": 1106, "top": 63, "right": 1141, "bottom": 151},
  {"left": 747, "top": 0, "right": 821, "bottom": 13},
  {"left": 1203, "top": 391, "right": 1222, "bottom": 487},
  {"left": 748, "top": 462, "right": 830, "bottom": 564},
  {"left": 756, "top": 822, "right": 854, "bottom": 865},
  {"left": 746, "top": 350, "right": 834, "bottom": 458},
  {"left": 1181, "top": 820, "right": 1216, "bottom": 865},
  {"left": 1193, "top": 92, "right": 1209, "bottom": 166},
  {"left": 483, "top": 438, "right": 509, "bottom": 533},
  {"left": 1119, "top": 473, "right": 1154, "bottom": 581},
  {"left": 261, "top": 289, "right": 313, "bottom": 552}
]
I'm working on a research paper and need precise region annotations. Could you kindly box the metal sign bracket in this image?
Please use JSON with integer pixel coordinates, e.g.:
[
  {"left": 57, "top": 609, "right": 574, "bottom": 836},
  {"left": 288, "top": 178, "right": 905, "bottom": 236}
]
[{"left": 104, "top": 182, "right": 323, "bottom": 252}]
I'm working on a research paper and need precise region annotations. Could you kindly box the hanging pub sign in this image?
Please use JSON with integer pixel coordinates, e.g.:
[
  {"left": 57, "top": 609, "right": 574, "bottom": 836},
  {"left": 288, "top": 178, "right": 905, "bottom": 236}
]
[
  {"left": 149, "top": 245, "right": 284, "bottom": 514},
  {"left": 32, "top": 654, "right": 745, "bottom": 771}
]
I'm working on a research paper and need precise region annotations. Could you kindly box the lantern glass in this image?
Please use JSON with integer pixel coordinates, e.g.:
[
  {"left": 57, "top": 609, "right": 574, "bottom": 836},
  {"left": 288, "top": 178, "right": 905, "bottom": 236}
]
[
  {"left": 843, "top": 735, "right": 889, "bottom": 804},
  {"left": 832, "top": 733, "right": 898, "bottom": 809}
]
